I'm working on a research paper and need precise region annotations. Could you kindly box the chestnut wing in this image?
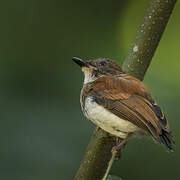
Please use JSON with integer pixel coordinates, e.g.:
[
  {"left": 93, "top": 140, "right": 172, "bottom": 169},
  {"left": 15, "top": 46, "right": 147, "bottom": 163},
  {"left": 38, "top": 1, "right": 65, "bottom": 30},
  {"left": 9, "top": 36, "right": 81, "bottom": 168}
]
[{"left": 91, "top": 75, "right": 174, "bottom": 150}]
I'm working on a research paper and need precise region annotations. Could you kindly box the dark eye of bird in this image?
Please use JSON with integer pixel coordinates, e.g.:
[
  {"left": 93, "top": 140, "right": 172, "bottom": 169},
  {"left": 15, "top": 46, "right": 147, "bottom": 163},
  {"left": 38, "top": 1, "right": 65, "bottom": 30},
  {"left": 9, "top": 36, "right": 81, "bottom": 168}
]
[{"left": 100, "top": 61, "right": 107, "bottom": 66}]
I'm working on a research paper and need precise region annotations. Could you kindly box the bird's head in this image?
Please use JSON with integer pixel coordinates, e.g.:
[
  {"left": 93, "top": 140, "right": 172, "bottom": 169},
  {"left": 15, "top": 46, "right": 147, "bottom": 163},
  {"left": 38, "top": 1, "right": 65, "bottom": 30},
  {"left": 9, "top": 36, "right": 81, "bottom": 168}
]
[{"left": 73, "top": 57, "right": 123, "bottom": 84}]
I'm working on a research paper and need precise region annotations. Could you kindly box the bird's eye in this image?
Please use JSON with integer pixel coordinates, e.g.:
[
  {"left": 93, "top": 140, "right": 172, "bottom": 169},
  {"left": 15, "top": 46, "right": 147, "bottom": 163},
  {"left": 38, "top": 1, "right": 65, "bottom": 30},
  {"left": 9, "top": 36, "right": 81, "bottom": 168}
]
[{"left": 100, "top": 61, "right": 107, "bottom": 66}]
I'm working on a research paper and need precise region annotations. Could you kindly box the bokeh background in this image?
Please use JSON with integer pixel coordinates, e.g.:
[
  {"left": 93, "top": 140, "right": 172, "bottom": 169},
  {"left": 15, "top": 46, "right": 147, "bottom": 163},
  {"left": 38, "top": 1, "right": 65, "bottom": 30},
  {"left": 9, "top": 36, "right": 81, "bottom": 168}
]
[{"left": 0, "top": 0, "right": 179, "bottom": 179}]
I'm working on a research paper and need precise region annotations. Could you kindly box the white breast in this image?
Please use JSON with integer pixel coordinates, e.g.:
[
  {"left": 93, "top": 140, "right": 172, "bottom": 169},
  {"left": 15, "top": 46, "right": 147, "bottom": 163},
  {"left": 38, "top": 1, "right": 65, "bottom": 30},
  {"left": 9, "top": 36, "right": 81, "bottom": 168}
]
[{"left": 84, "top": 96, "right": 141, "bottom": 139}]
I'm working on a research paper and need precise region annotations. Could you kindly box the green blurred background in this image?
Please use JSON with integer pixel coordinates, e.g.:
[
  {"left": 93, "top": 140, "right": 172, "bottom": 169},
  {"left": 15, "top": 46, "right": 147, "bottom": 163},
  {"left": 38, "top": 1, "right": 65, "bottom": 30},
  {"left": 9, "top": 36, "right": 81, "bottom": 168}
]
[{"left": 0, "top": 0, "right": 179, "bottom": 179}]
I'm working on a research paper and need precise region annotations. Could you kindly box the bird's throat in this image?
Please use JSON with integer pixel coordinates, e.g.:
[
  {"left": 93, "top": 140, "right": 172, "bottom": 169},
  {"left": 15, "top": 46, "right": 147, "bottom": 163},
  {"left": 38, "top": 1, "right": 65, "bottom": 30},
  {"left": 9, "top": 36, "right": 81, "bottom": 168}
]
[{"left": 82, "top": 67, "right": 97, "bottom": 84}]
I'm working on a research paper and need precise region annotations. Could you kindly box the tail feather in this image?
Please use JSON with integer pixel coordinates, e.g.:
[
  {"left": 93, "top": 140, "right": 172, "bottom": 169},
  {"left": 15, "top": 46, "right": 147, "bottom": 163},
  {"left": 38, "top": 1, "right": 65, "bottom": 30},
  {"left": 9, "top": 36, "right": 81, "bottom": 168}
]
[
  {"left": 160, "top": 129, "right": 175, "bottom": 151},
  {"left": 146, "top": 96, "right": 175, "bottom": 151}
]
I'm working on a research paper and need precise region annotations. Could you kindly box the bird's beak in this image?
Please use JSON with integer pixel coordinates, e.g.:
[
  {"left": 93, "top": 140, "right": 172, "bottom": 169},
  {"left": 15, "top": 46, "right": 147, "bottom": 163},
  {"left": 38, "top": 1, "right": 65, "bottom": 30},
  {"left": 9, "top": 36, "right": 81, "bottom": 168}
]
[{"left": 72, "top": 57, "right": 88, "bottom": 67}]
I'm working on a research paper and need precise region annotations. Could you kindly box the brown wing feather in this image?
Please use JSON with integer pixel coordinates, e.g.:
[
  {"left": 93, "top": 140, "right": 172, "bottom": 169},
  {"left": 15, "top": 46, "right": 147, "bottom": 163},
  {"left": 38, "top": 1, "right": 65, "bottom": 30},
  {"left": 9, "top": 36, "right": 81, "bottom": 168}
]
[
  {"left": 90, "top": 75, "right": 174, "bottom": 150},
  {"left": 94, "top": 94, "right": 162, "bottom": 141},
  {"left": 93, "top": 75, "right": 150, "bottom": 100}
]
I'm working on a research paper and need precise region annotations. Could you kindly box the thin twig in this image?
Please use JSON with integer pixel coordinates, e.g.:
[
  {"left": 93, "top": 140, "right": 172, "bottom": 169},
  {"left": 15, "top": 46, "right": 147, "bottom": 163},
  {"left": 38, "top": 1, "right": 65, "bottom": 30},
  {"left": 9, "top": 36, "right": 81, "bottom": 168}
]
[{"left": 102, "top": 151, "right": 117, "bottom": 180}]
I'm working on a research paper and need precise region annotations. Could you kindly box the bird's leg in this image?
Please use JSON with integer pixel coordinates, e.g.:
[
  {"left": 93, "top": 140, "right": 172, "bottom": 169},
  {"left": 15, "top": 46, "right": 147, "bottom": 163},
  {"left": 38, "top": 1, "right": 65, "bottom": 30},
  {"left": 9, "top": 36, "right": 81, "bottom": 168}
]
[
  {"left": 111, "top": 138, "right": 126, "bottom": 160},
  {"left": 111, "top": 133, "right": 132, "bottom": 159},
  {"left": 111, "top": 137, "right": 127, "bottom": 153}
]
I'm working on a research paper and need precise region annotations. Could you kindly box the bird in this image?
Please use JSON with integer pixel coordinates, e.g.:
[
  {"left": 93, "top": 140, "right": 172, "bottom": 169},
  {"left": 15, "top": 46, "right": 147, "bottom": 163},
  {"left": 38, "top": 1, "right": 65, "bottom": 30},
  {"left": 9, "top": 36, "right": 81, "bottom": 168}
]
[{"left": 73, "top": 57, "right": 174, "bottom": 152}]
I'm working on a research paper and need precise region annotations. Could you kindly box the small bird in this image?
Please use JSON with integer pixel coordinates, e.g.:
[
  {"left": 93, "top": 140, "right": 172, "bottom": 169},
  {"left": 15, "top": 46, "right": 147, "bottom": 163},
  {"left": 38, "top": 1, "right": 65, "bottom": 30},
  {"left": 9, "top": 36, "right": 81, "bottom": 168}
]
[{"left": 73, "top": 57, "right": 174, "bottom": 152}]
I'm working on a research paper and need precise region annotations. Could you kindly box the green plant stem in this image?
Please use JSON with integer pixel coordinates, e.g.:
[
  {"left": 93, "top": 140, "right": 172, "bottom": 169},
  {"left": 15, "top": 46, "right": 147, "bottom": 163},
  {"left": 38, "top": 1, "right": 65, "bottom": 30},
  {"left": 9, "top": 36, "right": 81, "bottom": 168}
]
[
  {"left": 123, "top": 0, "right": 177, "bottom": 80},
  {"left": 75, "top": 0, "right": 177, "bottom": 179}
]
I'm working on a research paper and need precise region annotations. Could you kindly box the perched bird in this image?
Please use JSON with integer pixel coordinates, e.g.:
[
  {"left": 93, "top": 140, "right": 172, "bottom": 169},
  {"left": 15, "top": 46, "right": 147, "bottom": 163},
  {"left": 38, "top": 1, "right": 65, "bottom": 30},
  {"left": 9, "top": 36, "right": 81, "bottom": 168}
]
[{"left": 73, "top": 57, "right": 174, "bottom": 152}]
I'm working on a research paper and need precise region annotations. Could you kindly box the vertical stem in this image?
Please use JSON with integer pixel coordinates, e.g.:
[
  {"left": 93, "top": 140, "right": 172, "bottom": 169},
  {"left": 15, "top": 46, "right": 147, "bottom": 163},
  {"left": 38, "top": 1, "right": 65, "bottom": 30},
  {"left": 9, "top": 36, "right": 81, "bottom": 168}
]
[
  {"left": 123, "top": 0, "right": 177, "bottom": 79},
  {"left": 75, "top": 127, "right": 116, "bottom": 180},
  {"left": 75, "top": 0, "right": 177, "bottom": 179}
]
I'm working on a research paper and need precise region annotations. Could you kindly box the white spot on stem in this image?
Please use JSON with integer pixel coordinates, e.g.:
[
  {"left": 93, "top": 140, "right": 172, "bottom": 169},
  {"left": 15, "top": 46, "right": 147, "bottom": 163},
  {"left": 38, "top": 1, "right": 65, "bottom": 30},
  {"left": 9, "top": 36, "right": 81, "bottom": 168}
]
[{"left": 133, "top": 45, "right": 138, "bottom": 52}]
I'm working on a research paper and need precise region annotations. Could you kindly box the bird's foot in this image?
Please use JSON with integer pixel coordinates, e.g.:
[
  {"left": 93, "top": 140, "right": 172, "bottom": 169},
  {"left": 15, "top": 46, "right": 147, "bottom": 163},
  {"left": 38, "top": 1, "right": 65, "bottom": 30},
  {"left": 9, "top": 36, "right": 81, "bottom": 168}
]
[
  {"left": 112, "top": 137, "right": 127, "bottom": 152},
  {"left": 111, "top": 138, "right": 127, "bottom": 160}
]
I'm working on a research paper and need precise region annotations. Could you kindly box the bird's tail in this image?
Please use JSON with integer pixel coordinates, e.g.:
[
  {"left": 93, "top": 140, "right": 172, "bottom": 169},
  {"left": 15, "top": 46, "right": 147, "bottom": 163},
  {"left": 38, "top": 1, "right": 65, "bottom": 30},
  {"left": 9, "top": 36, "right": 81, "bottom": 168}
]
[{"left": 159, "top": 129, "right": 175, "bottom": 152}]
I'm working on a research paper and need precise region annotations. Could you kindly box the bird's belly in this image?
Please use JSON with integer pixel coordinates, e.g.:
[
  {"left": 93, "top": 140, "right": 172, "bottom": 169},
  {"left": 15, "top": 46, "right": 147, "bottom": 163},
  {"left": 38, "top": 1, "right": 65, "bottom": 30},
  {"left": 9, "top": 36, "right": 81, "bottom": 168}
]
[{"left": 83, "top": 96, "right": 141, "bottom": 138}]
